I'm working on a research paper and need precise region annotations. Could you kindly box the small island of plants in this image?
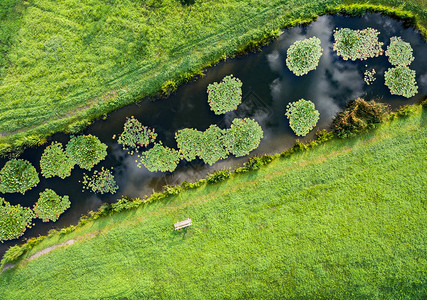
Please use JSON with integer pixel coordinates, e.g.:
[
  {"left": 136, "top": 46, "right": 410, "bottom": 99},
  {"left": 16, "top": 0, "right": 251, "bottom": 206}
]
[
  {"left": 40, "top": 142, "right": 74, "bottom": 179},
  {"left": 0, "top": 198, "right": 34, "bottom": 242},
  {"left": 82, "top": 168, "right": 118, "bottom": 195},
  {"left": 139, "top": 143, "right": 182, "bottom": 172},
  {"left": 285, "top": 99, "right": 320, "bottom": 136},
  {"left": 115, "top": 116, "right": 157, "bottom": 155},
  {"left": 385, "top": 36, "right": 414, "bottom": 66},
  {"left": 0, "top": 159, "right": 39, "bottom": 195},
  {"left": 384, "top": 66, "right": 418, "bottom": 98},
  {"left": 33, "top": 189, "right": 70, "bottom": 222},
  {"left": 207, "top": 75, "right": 242, "bottom": 115},
  {"left": 286, "top": 36, "right": 323, "bottom": 76}
]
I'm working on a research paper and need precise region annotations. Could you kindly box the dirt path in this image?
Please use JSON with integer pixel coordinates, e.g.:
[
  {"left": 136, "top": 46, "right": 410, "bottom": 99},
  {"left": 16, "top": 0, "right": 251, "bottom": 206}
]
[{"left": 1, "top": 232, "right": 99, "bottom": 273}]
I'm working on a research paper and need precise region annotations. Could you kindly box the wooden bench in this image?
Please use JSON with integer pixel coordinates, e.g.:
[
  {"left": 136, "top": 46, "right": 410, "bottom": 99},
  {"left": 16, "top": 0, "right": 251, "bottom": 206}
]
[{"left": 174, "top": 218, "right": 192, "bottom": 230}]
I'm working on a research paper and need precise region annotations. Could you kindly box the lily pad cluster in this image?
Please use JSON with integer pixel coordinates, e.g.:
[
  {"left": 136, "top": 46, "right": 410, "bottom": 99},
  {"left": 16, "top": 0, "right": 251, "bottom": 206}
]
[
  {"left": 82, "top": 167, "right": 118, "bottom": 194},
  {"left": 363, "top": 68, "right": 376, "bottom": 85},
  {"left": 138, "top": 143, "right": 182, "bottom": 172},
  {"left": 115, "top": 116, "right": 157, "bottom": 155},
  {"left": 286, "top": 36, "right": 323, "bottom": 76},
  {"left": 224, "top": 118, "right": 264, "bottom": 157},
  {"left": 66, "top": 135, "right": 108, "bottom": 170},
  {"left": 207, "top": 75, "right": 242, "bottom": 115},
  {"left": 333, "top": 27, "right": 384, "bottom": 61},
  {"left": 33, "top": 189, "right": 70, "bottom": 222},
  {"left": 384, "top": 66, "right": 418, "bottom": 98},
  {"left": 385, "top": 36, "right": 414, "bottom": 66},
  {"left": 0, "top": 198, "right": 34, "bottom": 242},
  {"left": 175, "top": 118, "right": 263, "bottom": 166},
  {"left": 285, "top": 99, "right": 320, "bottom": 136},
  {"left": 40, "top": 142, "right": 74, "bottom": 179},
  {"left": 0, "top": 159, "right": 39, "bottom": 194}
]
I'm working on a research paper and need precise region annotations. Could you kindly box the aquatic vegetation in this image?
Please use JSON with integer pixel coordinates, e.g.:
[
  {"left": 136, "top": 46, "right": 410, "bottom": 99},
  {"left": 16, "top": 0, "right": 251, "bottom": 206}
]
[
  {"left": 363, "top": 67, "right": 376, "bottom": 85},
  {"left": 199, "top": 125, "right": 229, "bottom": 165},
  {"left": 0, "top": 198, "right": 34, "bottom": 242},
  {"left": 385, "top": 36, "right": 414, "bottom": 66},
  {"left": 82, "top": 167, "right": 118, "bottom": 195},
  {"left": 175, "top": 128, "right": 203, "bottom": 161},
  {"left": 33, "top": 189, "right": 70, "bottom": 222},
  {"left": 285, "top": 99, "right": 320, "bottom": 136},
  {"left": 286, "top": 36, "right": 323, "bottom": 76},
  {"left": 139, "top": 143, "right": 182, "bottom": 172},
  {"left": 115, "top": 116, "right": 157, "bottom": 154},
  {"left": 0, "top": 159, "right": 39, "bottom": 194},
  {"left": 224, "top": 118, "right": 263, "bottom": 157},
  {"left": 207, "top": 75, "right": 242, "bottom": 115},
  {"left": 384, "top": 66, "right": 418, "bottom": 98},
  {"left": 333, "top": 27, "right": 384, "bottom": 61},
  {"left": 66, "top": 135, "right": 108, "bottom": 170},
  {"left": 40, "top": 142, "right": 74, "bottom": 179},
  {"left": 332, "top": 98, "right": 389, "bottom": 138}
]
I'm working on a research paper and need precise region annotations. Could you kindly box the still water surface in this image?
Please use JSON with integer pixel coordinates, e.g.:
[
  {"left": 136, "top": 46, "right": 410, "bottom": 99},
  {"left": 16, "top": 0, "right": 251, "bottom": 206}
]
[{"left": 1, "top": 14, "right": 426, "bottom": 256}]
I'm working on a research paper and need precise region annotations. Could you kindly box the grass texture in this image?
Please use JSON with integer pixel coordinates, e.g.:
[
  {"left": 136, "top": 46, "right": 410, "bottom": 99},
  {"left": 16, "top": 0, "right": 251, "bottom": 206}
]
[
  {"left": 0, "top": 0, "right": 426, "bottom": 153},
  {"left": 0, "top": 107, "right": 425, "bottom": 299}
]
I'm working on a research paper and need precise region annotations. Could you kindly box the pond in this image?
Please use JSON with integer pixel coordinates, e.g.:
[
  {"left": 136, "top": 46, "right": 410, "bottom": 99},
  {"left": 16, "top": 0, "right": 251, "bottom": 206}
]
[{"left": 1, "top": 13, "right": 426, "bottom": 256}]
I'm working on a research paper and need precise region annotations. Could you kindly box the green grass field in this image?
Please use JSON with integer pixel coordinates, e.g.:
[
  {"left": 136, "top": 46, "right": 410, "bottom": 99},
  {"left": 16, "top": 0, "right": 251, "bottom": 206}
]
[
  {"left": 0, "top": 0, "right": 426, "bottom": 153},
  {"left": 1, "top": 107, "right": 425, "bottom": 299}
]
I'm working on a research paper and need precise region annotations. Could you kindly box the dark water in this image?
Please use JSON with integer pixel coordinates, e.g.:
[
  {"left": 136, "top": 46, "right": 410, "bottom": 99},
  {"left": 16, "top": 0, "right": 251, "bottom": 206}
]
[{"left": 1, "top": 14, "right": 426, "bottom": 256}]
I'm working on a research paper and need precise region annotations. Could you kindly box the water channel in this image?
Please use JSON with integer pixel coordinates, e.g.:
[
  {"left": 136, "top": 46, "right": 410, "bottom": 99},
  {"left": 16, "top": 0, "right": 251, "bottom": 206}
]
[{"left": 1, "top": 13, "right": 426, "bottom": 256}]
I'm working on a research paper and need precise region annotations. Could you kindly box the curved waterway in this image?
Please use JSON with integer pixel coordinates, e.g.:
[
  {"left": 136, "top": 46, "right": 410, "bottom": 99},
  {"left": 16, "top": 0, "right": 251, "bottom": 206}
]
[{"left": 1, "top": 13, "right": 426, "bottom": 256}]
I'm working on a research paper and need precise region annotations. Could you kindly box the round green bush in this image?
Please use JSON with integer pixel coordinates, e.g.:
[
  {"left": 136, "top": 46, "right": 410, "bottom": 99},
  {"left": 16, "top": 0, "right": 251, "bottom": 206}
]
[
  {"left": 199, "top": 125, "right": 229, "bottom": 165},
  {"left": 385, "top": 36, "right": 414, "bottom": 66},
  {"left": 116, "top": 116, "right": 157, "bottom": 154},
  {"left": 66, "top": 135, "right": 108, "bottom": 170},
  {"left": 286, "top": 36, "right": 323, "bottom": 76},
  {"left": 333, "top": 27, "right": 383, "bottom": 61},
  {"left": 139, "top": 143, "right": 182, "bottom": 172},
  {"left": 40, "top": 142, "right": 74, "bottom": 179},
  {"left": 207, "top": 75, "right": 242, "bottom": 115},
  {"left": 285, "top": 99, "right": 320, "bottom": 136},
  {"left": 175, "top": 128, "right": 203, "bottom": 161},
  {"left": 224, "top": 118, "right": 264, "bottom": 157},
  {"left": 82, "top": 167, "right": 118, "bottom": 194},
  {"left": 0, "top": 198, "right": 34, "bottom": 242},
  {"left": 384, "top": 66, "right": 418, "bottom": 98},
  {"left": 0, "top": 159, "right": 39, "bottom": 194},
  {"left": 33, "top": 189, "right": 70, "bottom": 222}
]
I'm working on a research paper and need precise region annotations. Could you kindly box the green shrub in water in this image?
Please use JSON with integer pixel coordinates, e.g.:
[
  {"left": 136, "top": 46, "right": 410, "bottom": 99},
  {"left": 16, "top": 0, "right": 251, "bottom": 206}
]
[
  {"left": 384, "top": 66, "right": 418, "bottom": 98},
  {"left": 224, "top": 118, "right": 263, "bottom": 157},
  {"left": 207, "top": 75, "right": 242, "bottom": 115},
  {"left": 66, "top": 135, "right": 107, "bottom": 170},
  {"left": 139, "top": 143, "right": 182, "bottom": 172},
  {"left": 33, "top": 189, "right": 70, "bottom": 222},
  {"left": 0, "top": 159, "right": 39, "bottom": 194},
  {"left": 115, "top": 116, "right": 157, "bottom": 154},
  {"left": 40, "top": 142, "right": 74, "bottom": 179},
  {"left": 333, "top": 27, "right": 383, "bottom": 61},
  {"left": 385, "top": 36, "right": 414, "bottom": 66},
  {"left": 82, "top": 167, "right": 118, "bottom": 194},
  {"left": 0, "top": 198, "right": 34, "bottom": 242},
  {"left": 286, "top": 36, "right": 323, "bottom": 76},
  {"left": 285, "top": 99, "right": 320, "bottom": 137},
  {"left": 175, "top": 128, "right": 203, "bottom": 161}
]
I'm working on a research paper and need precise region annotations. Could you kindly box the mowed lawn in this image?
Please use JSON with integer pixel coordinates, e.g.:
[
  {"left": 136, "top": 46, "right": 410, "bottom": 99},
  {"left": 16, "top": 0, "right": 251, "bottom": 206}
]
[
  {"left": 0, "top": 108, "right": 426, "bottom": 299},
  {"left": 0, "top": 0, "right": 426, "bottom": 152}
]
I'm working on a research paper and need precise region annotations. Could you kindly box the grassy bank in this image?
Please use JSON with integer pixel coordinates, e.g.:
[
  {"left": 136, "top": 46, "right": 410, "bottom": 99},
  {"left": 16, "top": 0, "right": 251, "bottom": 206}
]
[
  {"left": 0, "top": 0, "right": 426, "bottom": 154},
  {"left": 0, "top": 106, "right": 425, "bottom": 298}
]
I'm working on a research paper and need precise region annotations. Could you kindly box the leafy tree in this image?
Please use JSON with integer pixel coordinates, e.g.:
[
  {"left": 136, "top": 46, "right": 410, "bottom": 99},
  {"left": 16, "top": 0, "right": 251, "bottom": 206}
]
[
  {"left": 199, "top": 125, "right": 229, "bottom": 165},
  {"left": 286, "top": 36, "right": 323, "bottom": 76},
  {"left": 115, "top": 116, "right": 157, "bottom": 154},
  {"left": 175, "top": 128, "right": 203, "bottom": 161},
  {"left": 33, "top": 189, "right": 70, "bottom": 222},
  {"left": 384, "top": 66, "right": 418, "bottom": 98},
  {"left": 285, "top": 99, "right": 320, "bottom": 136},
  {"left": 0, "top": 159, "right": 39, "bottom": 194},
  {"left": 40, "top": 142, "right": 74, "bottom": 179},
  {"left": 0, "top": 198, "right": 34, "bottom": 242},
  {"left": 333, "top": 27, "right": 383, "bottom": 61},
  {"left": 385, "top": 36, "right": 414, "bottom": 66},
  {"left": 224, "top": 118, "right": 263, "bottom": 157},
  {"left": 66, "top": 135, "right": 107, "bottom": 170},
  {"left": 82, "top": 167, "right": 118, "bottom": 194},
  {"left": 139, "top": 143, "right": 182, "bottom": 172},
  {"left": 207, "top": 75, "right": 242, "bottom": 115},
  {"left": 332, "top": 98, "right": 390, "bottom": 138}
]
